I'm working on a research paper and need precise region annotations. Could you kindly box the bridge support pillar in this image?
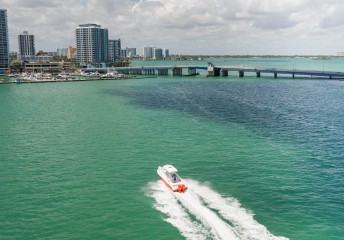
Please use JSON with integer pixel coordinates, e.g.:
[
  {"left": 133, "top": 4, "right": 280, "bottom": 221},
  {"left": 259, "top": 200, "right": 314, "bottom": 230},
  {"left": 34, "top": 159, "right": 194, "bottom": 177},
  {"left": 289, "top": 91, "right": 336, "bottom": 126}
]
[
  {"left": 173, "top": 67, "right": 182, "bottom": 76},
  {"left": 292, "top": 74, "right": 295, "bottom": 78},
  {"left": 208, "top": 68, "right": 220, "bottom": 77},
  {"left": 221, "top": 70, "right": 228, "bottom": 77},
  {"left": 274, "top": 72, "right": 277, "bottom": 78},
  {"left": 207, "top": 63, "right": 220, "bottom": 77},
  {"left": 239, "top": 71, "right": 244, "bottom": 77},
  {"left": 214, "top": 68, "right": 220, "bottom": 77},
  {"left": 188, "top": 68, "right": 197, "bottom": 76},
  {"left": 256, "top": 72, "right": 261, "bottom": 78},
  {"left": 143, "top": 70, "right": 155, "bottom": 75},
  {"left": 158, "top": 69, "right": 169, "bottom": 75}
]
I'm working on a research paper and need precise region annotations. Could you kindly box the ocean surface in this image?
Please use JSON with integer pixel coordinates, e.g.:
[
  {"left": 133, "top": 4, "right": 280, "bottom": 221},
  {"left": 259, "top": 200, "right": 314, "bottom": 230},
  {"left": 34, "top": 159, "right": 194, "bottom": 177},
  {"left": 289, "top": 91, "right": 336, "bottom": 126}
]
[{"left": 1, "top": 58, "right": 343, "bottom": 239}]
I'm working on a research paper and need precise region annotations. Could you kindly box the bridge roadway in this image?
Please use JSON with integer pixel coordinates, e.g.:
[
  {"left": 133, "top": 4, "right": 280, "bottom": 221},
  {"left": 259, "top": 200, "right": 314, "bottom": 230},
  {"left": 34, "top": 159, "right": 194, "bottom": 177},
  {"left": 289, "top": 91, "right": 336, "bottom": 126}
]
[
  {"left": 217, "top": 66, "right": 344, "bottom": 79},
  {"left": 85, "top": 65, "right": 344, "bottom": 79}
]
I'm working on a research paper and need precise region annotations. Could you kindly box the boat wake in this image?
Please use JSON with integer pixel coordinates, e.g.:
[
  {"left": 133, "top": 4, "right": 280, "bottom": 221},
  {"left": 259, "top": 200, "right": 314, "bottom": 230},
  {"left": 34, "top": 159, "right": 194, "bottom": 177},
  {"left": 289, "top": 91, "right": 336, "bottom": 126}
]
[{"left": 147, "top": 179, "right": 288, "bottom": 240}]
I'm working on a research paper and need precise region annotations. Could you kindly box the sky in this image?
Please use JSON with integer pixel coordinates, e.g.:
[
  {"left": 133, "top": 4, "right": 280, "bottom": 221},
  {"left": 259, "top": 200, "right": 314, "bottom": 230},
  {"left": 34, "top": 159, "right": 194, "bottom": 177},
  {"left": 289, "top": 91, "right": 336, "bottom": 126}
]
[{"left": 2, "top": 0, "right": 344, "bottom": 55}]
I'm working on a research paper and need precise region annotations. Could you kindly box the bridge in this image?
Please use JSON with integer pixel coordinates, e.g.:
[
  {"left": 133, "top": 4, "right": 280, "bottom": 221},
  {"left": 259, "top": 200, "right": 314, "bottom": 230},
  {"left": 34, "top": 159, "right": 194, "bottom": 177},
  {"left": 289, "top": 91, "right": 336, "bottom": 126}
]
[{"left": 84, "top": 64, "right": 344, "bottom": 79}]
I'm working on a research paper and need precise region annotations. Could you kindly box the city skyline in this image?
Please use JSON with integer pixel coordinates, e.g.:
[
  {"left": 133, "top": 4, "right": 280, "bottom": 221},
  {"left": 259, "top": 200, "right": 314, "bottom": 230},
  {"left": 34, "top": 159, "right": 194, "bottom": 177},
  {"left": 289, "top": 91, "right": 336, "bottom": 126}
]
[{"left": 2, "top": 0, "right": 344, "bottom": 55}]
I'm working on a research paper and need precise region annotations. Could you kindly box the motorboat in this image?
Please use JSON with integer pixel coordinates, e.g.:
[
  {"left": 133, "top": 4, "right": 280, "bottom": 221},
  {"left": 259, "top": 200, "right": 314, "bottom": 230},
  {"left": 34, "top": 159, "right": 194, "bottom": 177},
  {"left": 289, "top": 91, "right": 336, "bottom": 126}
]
[{"left": 157, "top": 165, "right": 187, "bottom": 192}]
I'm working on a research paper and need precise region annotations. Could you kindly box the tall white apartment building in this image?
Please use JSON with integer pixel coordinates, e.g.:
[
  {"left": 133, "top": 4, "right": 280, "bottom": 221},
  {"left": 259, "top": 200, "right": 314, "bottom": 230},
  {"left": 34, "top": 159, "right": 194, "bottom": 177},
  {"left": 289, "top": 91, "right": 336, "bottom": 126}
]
[
  {"left": 143, "top": 46, "right": 153, "bottom": 59},
  {"left": 18, "top": 31, "right": 35, "bottom": 61},
  {"left": 76, "top": 24, "right": 108, "bottom": 66}
]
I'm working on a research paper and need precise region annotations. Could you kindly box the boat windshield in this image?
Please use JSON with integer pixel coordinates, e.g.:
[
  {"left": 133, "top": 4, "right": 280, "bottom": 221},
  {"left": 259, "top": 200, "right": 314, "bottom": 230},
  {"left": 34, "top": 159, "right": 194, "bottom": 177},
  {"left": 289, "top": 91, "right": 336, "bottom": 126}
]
[{"left": 170, "top": 173, "right": 181, "bottom": 183}]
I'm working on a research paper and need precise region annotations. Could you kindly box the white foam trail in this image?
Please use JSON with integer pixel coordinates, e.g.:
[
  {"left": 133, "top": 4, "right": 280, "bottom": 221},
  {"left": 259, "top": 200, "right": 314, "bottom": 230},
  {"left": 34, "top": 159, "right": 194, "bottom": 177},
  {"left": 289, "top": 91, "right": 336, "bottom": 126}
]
[
  {"left": 148, "top": 181, "right": 214, "bottom": 240},
  {"left": 174, "top": 186, "right": 239, "bottom": 240},
  {"left": 188, "top": 179, "right": 289, "bottom": 240},
  {"left": 148, "top": 179, "right": 289, "bottom": 240}
]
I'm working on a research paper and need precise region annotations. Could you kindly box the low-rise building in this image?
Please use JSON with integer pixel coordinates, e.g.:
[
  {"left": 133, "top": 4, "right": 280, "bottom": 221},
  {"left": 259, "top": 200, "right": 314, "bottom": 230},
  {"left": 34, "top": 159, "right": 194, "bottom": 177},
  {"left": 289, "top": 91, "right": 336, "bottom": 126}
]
[
  {"left": 23, "top": 61, "right": 73, "bottom": 72},
  {"left": 21, "top": 55, "right": 54, "bottom": 62}
]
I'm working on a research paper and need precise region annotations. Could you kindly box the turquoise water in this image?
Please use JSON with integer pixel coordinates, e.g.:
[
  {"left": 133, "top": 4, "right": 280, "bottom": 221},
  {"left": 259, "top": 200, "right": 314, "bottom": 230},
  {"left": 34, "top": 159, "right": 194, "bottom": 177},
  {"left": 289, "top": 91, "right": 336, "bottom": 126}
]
[{"left": 1, "top": 58, "right": 344, "bottom": 239}]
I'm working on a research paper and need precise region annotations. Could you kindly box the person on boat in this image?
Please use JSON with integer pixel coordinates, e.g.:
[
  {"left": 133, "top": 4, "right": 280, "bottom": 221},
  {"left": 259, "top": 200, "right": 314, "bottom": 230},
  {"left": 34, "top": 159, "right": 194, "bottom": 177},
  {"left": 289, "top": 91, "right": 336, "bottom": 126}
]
[{"left": 172, "top": 173, "right": 177, "bottom": 183}]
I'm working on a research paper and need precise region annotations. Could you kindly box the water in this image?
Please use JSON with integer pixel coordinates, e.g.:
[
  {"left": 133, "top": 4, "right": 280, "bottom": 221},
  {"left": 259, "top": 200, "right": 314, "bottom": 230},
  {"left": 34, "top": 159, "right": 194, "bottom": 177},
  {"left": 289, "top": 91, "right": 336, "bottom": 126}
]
[{"left": 1, "top": 58, "right": 344, "bottom": 239}]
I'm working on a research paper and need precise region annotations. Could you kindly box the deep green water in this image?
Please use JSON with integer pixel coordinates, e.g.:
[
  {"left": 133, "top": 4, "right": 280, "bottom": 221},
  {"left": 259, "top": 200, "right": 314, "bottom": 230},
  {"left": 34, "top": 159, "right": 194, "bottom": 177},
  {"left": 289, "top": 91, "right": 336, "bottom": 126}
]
[{"left": 1, "top": 58, "right": 344, "bottom": 239}]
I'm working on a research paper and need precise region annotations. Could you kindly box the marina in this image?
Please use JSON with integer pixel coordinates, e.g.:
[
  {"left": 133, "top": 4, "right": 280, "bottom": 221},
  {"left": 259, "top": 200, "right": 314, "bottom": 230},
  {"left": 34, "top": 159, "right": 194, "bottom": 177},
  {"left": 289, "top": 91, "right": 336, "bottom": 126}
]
[{"left": 1, "top": 71, "right": 129, "bottom": 84}]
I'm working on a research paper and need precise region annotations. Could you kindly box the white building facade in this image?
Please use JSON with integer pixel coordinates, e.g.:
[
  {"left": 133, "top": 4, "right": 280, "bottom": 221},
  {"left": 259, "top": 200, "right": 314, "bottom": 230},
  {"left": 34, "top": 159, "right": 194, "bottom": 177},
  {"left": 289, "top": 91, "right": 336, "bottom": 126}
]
[
  {"left": 76, "top": 24, "right": 108, "bottom": 66},
  {"left": 18, "top": 31, "right": 35, "bottom": 61},
  {"left": 143, "top": 46, "right": 153, "bottom": 59}
]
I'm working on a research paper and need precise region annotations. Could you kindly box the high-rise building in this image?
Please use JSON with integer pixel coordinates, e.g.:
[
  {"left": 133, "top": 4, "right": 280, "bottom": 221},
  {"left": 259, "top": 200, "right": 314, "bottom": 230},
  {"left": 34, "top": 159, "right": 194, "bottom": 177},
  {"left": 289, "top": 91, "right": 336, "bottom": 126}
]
[
  {"left": 121, "top": 49, "right": 127, "bottom": 58},
  {"left": 108, "top": 39, "right": 121, "bottom": 62},
  {"left": 66, "top": 46, "right": 77, "bottom": 60},
  {"left": 126, "top": 48, "right": 136, "bottom": 58},
  {"left": 76, "top": 24, "right": 108, "bottom": 66},
  {"left": 57, "top": 47, "right": 67, "bottom": 57},
  {"left": 0, "top": 9, "right": 9, "bottom": 71},
  {"left": 18, "top": 31, "right": 35, "bottom": 61},
  {"left": 164, "top": 48, "right": 170, "bottom": 59},
  {"left": 153, "top": 48, "right": 163, "bottom": 60},
  {"left": 143, "top": 46, "right": 153, "bottom": 59}
]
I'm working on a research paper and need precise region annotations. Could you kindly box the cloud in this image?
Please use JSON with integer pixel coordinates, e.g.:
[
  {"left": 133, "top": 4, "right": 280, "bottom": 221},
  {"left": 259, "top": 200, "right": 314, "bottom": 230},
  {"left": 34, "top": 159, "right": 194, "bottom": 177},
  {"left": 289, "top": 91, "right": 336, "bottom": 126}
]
[
  {"left": 319, "top": 4, "right": 344, "bottom": 28},
  {"left": 2, "top": 0, "right": 344, "bottom": 55},
  {"left": 252, "top": 13, "right": 297, "bottom": 30}
]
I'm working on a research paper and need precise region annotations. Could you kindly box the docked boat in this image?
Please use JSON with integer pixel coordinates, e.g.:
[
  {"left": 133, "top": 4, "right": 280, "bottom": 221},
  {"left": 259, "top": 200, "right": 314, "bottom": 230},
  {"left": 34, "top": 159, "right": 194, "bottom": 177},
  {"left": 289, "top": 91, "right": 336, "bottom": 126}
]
[{"left": 157, "top": 165, "right": 187, "bottom": 192}]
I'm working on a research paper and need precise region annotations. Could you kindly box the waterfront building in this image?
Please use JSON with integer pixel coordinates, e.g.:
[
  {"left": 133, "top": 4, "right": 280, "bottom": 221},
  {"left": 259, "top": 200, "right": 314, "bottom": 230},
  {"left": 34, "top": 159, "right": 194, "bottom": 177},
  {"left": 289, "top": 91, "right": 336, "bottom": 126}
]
[
  {"left": 164, "top": 48, "right": 170, "bottom": 59},
  {"left": 76, "top": 24, "right": 108, "bottom": 66},
  {"left": 21, "top": 56, "right": 53, "bottom": 62},
  {"left": 143, "top": 46, "right": 154, "bottom": 59},
  {"left": 57, "top": 47, "right": 67, "bottom": 57},
  {"left": 126, "top": 48, "right": 136, "bottom": 58},
  {"left": 108, "top": 39, "right": 121, "bottom": 62},
  {"left": 153, "top": 48, "right": 163, "bottom": 60},
  {"left": 18, "top": 31, "right": 35, "bottom": 61},
  {"left": 66, "top": 46, "right": 77, "bottom": 60},
  {"left": 121, "top": 49, "right": 127, "bottom": 58},
  {"left": 23, "top": 61, "right": 74, "bottom": 72},
  {"left": 337, "top": 52, "right": 344, "bottom": 57},
  {"left": 0, "top": 9, "right": 10, "bottom": 71}
]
